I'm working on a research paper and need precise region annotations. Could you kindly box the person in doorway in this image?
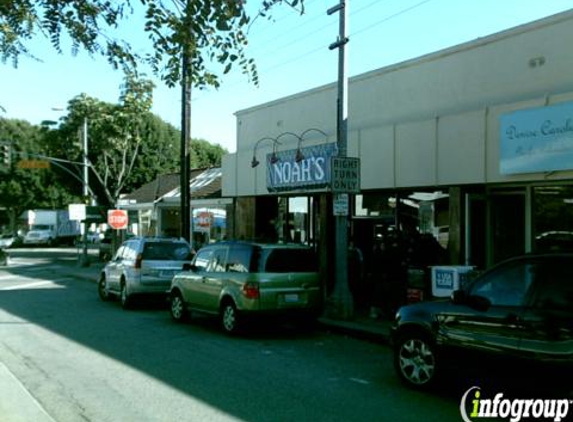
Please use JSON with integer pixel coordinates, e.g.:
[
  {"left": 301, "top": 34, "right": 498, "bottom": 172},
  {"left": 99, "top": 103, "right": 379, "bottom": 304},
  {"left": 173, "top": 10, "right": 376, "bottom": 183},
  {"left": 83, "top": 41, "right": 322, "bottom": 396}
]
[{"left": 347, "top": 239, "right": 364, "bottom": 307}]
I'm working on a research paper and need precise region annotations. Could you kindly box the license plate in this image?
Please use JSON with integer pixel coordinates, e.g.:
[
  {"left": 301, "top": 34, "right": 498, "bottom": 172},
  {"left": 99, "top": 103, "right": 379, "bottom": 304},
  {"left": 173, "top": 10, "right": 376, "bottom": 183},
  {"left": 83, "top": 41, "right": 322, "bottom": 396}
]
[{"left": 284, "top": 293, "right": 299, "bottom": 303}]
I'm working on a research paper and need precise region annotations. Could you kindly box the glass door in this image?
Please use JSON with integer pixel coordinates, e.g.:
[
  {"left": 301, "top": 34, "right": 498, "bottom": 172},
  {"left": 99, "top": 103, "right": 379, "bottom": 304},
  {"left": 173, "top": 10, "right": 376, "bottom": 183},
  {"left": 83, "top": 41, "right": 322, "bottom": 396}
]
[{"left": 489, "top": 190, "right": 526, "bottom": 265}]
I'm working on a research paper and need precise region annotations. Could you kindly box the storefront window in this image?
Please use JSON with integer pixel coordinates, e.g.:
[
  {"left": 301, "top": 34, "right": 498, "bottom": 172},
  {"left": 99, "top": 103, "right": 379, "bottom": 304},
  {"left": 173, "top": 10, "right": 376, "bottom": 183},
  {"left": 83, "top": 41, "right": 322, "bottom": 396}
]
[
  {"left": 192, "top": 207, "right": 227, "bottom": 250},
  {"left": 533, "top": 186, "right": 573, "bottom": 253},
  {"left": 273, "top": 196, "right": 312, "bottom": 245},
  {"left": 353, "top": 190, "right": 450, "bottom": 317}
]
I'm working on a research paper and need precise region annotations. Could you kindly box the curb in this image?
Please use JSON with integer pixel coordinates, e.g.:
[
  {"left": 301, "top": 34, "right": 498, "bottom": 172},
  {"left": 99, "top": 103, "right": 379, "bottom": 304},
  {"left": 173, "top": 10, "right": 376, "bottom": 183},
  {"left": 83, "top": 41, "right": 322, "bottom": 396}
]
[
  {"left": 317, "top": 317, "right": 391, "bottom": 344},
  {"left": 62, "top": 264, "right": 393, "bottom": 344}
]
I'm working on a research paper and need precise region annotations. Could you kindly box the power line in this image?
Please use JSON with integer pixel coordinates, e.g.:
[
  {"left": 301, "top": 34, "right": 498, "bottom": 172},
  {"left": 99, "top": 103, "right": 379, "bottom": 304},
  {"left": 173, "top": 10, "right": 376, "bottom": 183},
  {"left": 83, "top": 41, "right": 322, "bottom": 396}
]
[
  {"left": 256, "top": 0, "right": 435, "bottom": 76},
  {"left": 352, "top": 0, "right": 434, "bottom": 38},
  {"left": 191, "top": 0, "right": 436, "bottom": 102},
  {"left": 250, "top": 0, "right": 390, "bottom": 60}
]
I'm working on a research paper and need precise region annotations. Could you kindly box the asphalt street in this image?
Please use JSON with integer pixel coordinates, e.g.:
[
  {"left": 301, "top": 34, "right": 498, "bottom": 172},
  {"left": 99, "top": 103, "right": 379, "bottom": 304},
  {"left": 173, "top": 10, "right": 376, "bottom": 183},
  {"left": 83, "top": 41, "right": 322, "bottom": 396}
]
[{"left": 0, "top": 248, "right": 467, "bottom": 422}]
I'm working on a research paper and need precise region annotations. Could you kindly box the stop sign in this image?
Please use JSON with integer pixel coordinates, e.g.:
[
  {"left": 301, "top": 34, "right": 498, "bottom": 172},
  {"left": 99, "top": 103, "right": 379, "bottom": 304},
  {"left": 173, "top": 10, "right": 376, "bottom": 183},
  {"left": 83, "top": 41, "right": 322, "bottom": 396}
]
[{"left": 107, "top": 209, "right": 128, "bottom": 230}]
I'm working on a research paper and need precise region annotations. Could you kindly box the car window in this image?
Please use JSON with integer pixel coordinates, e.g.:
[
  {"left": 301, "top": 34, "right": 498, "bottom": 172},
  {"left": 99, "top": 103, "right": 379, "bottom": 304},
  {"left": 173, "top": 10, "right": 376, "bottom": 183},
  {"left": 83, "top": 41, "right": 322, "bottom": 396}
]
[
  {"left": 532, "top": 263, "right": 573, "bottom": 312},
  {"left": 114, "top": 246, "right": 126, "bottom": 260},
  {"left": 469, "top": 261, "right": 535, "bottom": 307},
  {"left": 207, "top": 248, "right": 227, "bottom": 273},
  {"left": 124, "top": 241, "right": 138, "bottom": 260},
  {"left": 142, "top": 242, "right": 191, "bottom": 260},
  {"left": 226, "top": 246, "right": 253, "bottom": 273},
  {"left": 193, "top": 249, "right": 212, "bottom": 271},
  {"left": 262, "top": 248, "right": 318, "bottom": 273}
]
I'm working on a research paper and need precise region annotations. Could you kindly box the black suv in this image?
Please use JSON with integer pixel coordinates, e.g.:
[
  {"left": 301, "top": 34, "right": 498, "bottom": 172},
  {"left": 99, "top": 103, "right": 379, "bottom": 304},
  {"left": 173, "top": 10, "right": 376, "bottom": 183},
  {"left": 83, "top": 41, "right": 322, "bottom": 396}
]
[{"left": 391, "top": 254, "right": 573, "bottom": 388}]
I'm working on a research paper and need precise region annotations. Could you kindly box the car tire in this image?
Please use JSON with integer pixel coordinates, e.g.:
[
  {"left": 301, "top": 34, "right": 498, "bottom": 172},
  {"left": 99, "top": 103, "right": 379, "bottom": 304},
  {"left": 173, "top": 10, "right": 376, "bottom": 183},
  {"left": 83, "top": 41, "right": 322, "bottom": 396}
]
[
  {"left": 170, "top": 291, "right": 188, "bottom": 322},
  {"left": 220, "top": 300, "right": 240, "bottom": 335},
  {"left": 98, "top": 275, "right": 110, "bottom": 302},
  {"left": 394, "top": 332, "right": 438, "bottom": 388},
  {"left": 120, "top": 280, "right": 132, "bottom": 310}
]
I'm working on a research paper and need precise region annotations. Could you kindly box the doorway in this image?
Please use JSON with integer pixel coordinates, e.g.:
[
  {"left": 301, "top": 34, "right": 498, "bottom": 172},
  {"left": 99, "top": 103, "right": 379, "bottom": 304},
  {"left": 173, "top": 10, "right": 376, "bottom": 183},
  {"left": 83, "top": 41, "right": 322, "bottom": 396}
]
[{"left": 489, "top": 190, "right": 526, "bottom": 265}]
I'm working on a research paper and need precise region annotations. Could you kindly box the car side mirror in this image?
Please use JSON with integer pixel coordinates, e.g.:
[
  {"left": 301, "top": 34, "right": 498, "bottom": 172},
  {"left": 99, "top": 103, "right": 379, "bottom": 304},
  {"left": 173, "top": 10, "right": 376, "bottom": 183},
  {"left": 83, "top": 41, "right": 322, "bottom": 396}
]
[
  {"left": 469, "top": 295, "right": 491, "bottom": 312},
  {"left": 182, "top": 263, "right": 198, "bottom": 272}
]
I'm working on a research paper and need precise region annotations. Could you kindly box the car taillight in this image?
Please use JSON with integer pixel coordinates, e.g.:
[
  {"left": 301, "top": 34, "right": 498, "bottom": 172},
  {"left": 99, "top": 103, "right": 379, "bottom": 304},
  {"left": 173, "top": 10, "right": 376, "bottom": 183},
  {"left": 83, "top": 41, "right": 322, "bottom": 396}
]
[
  {"left": 242, "top": 282, "right": 259, "bottom": 299},
  {"left": 134, "top": 253, "right": 143, "bottom": 269}
]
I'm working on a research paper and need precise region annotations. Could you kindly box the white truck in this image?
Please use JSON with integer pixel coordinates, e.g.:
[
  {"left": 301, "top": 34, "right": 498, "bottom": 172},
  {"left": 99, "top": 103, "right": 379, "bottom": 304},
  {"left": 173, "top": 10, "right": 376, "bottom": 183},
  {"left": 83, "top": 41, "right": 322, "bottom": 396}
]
[{"left": 23, "top": 210, "right": 81, "bottom": 246}]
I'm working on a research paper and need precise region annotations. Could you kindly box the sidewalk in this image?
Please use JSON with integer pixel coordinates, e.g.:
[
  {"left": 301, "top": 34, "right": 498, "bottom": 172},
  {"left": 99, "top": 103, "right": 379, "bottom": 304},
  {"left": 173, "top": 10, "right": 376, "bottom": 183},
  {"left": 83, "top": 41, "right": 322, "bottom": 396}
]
[
  {"left": 61, "top": 256, "right": 393, "bottom": 344},
  {"left": 0, "top": 363, "right": 57, "bottom": 422}
]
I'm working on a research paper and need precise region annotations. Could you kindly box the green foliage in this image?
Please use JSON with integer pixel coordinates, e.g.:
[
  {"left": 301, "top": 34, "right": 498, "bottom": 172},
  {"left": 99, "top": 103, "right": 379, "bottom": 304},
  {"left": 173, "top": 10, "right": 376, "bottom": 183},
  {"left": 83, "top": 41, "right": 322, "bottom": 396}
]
[
  {"left": 0, "top": 0, "right": 305, "bottom": 89},
  {"left": 40, "top": 75, "right": 227, "bottom": 206},
  {"left": 0, "top": 118, "right": 73, "bottom": 231},
  {"left": 191, "top": 138, "right": 226, "bottom": 168}
]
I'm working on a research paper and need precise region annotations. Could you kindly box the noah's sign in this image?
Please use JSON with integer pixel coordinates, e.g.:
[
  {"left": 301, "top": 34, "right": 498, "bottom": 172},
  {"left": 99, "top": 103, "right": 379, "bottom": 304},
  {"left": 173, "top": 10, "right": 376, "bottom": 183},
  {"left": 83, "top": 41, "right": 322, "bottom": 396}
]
[{"left": 266, "top": 143, "right": 336, "bottom": 192}]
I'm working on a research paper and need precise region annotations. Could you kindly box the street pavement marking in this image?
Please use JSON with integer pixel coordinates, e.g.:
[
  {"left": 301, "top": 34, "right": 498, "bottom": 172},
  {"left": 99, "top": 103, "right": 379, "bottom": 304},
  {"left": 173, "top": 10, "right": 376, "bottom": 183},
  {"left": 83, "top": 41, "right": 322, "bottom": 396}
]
[
  {"left": 0, "top": 279, "right": 71, "bottom": 291},
  {"left": 0, "top": 362, "right": 57, "bottom": 422},
  {"left": 349, "top": 377, "right": 370, "bottom": 385}
]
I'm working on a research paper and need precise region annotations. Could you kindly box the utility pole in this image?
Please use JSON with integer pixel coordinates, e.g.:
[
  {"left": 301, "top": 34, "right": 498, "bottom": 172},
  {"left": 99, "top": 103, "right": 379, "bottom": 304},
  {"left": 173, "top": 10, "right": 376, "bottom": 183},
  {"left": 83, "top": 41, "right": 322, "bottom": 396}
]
[
  {"left": 79, "top": 116, "right": 90, "bottom": 267},
  {"left": 180, "top": 0, "right": 192, "bottom": 243},
  {"left": 326, "top": 0, "right": 353, "bottom": 320}
]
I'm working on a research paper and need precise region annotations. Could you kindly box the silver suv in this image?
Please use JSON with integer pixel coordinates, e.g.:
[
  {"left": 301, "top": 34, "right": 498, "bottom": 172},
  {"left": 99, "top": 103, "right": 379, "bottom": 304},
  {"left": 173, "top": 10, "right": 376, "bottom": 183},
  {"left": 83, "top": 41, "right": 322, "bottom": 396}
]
[{"left": 98, "top": 237, "right": 193, "bottom": 308}]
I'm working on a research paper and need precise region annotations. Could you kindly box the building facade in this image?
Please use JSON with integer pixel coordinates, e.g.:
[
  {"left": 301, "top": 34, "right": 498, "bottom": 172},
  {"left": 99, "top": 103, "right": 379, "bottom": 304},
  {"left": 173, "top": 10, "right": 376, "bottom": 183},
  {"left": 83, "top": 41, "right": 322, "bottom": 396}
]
[
  {"left": 222, "top": 10, "right": 573, "bottom": 313},
  {"left": 121, "top": 168, "right": 232, "bottom": 250}
]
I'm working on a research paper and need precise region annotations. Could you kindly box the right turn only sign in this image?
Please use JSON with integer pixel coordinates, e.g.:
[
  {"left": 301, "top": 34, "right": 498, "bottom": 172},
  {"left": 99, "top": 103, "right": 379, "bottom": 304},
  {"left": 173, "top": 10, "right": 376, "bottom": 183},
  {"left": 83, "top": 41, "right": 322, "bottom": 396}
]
[{"left": 331, "top": 157, "right": 360, "bottom": 193}]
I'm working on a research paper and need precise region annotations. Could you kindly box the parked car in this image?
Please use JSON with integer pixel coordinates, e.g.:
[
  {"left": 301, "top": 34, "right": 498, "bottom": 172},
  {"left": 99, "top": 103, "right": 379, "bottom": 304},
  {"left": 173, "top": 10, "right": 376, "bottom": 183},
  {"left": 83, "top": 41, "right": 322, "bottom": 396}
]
[
  {"left": 169, "top": 241, "right": 322, "bottom": 334},
  {"left": 391, "top": 253, "right": 573, "bottom": 389},
  {"left": 0, "top": 233, "right": 20, "bottom": 249},
  {"left": 98, "top": 237, "right": 194, "bottom": 308}
]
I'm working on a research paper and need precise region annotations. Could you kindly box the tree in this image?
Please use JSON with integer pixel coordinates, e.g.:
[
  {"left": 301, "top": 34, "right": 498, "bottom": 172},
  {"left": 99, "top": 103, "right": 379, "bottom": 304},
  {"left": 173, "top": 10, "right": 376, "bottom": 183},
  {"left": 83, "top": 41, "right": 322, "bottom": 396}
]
[
  {"left": 51, "top": 76, "right": 161, "bottom": 205},
  {"left": 0, "top": 0, "right": 305, "bottom": 89},
  {"left": 0, "top": 118, "right": 75, "bottom": 232},
  {"left": 47, "top": 82, "right": 227, "bottom": 206},
  {"left": 191, "top": 138, "right": 226, "bottom": 168}
]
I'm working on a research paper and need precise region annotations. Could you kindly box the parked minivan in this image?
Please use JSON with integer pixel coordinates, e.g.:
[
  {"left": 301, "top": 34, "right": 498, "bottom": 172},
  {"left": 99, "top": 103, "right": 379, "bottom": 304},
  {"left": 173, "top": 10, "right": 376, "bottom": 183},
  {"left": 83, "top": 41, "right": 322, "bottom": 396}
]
[
  {"left": 169, "top": 241, "right": 322, "bottom": 334},
  {"left": 98, "top": 237, "right": 193, "bottom": 308}
]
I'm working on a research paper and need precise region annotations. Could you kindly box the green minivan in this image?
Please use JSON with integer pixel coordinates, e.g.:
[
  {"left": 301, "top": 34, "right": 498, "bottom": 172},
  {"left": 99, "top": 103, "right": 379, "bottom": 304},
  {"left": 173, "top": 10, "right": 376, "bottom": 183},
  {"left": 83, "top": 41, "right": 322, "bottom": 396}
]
[{"left": 169, "top": 241, "right": 322, "bottom": 334}]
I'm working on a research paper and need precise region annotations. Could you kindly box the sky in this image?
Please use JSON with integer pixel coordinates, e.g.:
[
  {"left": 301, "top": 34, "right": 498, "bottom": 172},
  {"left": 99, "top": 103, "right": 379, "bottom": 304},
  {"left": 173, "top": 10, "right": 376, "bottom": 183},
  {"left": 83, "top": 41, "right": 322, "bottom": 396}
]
[{"left": 1, "top": 0, "right": 572, "bottom": 153}]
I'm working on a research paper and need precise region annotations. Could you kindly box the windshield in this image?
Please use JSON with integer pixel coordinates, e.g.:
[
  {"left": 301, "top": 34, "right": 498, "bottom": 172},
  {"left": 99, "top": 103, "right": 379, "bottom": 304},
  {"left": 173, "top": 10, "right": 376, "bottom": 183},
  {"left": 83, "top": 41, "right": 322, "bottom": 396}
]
[
  {"left": 142, "top": 242, "right": 191, "bottom": 261},
  {"left": 30, "top": 225, "right": 51, "bottom": 231}
]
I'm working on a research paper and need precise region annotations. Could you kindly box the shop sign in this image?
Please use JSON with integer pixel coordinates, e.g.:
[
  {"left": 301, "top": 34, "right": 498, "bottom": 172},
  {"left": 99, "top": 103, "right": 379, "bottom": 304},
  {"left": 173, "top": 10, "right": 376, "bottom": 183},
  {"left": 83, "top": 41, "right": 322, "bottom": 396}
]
[
  {"left": 500, "top": 102, "right": 573, "bottom": 174},
  {"left": 195, "top": 211, "right": 212, "bottom": 232},
  {"left": 331, "top": 157, "right": 360, "bottom": 193},
  {"left": 266, "top": 143, "right": 337, "bottom": 193}
]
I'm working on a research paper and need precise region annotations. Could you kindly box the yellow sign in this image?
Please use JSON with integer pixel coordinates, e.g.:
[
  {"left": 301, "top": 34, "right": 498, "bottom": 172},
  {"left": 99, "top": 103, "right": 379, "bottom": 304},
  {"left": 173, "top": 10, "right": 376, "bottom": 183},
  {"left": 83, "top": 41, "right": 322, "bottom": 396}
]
[{"left": 17, "top": 160, "right": 50, "bottom": 169}]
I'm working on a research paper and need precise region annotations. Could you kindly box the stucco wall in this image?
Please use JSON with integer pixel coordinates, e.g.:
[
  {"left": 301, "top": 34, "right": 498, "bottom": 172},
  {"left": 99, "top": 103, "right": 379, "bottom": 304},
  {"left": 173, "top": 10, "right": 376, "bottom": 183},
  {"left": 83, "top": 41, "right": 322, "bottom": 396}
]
[{"left": 224, "top": 9, "right": 573, "bottom": 197}]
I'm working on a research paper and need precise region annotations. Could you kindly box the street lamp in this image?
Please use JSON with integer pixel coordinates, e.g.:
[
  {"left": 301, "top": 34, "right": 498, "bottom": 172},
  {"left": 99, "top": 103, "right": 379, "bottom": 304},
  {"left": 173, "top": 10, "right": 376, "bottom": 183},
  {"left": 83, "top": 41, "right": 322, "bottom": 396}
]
[
  {"left": 52, "top": 108, "right": 92, "bottom": 266},
  {"left": 251, "top": 137, "right": 281, "bottom": 168},
  {"left": 297, "top": 128, "right": 330, "bottom": 162}
]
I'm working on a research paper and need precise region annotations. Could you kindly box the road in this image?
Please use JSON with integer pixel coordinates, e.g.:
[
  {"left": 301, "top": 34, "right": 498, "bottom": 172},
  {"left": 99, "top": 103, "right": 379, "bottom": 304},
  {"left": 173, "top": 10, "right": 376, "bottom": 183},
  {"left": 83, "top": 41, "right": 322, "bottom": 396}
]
[{"left": 0, "top": 248, "right": 465, "bottom": 422}]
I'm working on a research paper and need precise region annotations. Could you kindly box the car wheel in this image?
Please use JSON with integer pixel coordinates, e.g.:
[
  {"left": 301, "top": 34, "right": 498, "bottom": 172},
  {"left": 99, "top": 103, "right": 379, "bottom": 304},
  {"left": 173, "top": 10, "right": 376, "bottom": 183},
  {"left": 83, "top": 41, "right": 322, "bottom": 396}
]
[
  {"left": 120, "top": 280, "right": 132, "bottom": 309},
  {"left": 98, "top": 275, "right": 110, "bottom": 301},
  {"left": 170, "top": 291, "right": 188, "bottom": 322},
  {"left": 394, "top": 333, "right": 437, "bottom": 388},
  {"left": 220, "top": 301, "right": 240, "bottom": 335}
]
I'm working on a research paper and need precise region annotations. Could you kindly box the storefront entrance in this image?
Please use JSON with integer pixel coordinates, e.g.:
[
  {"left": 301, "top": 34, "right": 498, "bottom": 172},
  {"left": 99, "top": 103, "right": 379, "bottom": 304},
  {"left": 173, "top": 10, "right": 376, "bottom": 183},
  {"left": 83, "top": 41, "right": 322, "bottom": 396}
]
[{"left": 489, "top": 190, "right": 526, "bottom": 265}]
